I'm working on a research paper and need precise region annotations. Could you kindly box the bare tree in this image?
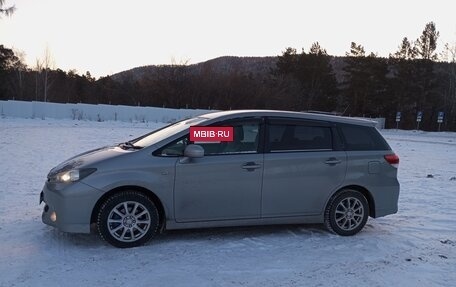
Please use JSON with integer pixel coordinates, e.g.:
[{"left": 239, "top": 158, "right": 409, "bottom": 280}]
[
  {"left": 441, "top": 42, "right": 456, "bottom": 63},
  {"left": 34, "top": 59, "right": 43, "bottom": 101},
  {"left": 0, "top": 0, "right": 15, "bottom": 17},
  {"left": 12, "top": 48, "right": 26, "bottom": 99},
  {"left": 41, "top": 46, "right": 55, "bottom": 102}
]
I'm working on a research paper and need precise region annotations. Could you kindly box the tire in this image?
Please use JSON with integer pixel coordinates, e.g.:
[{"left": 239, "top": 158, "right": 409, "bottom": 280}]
[
  {"left": 324, "top": 189, "right": 369, "bottom": 236},
  {"left": 97, "top": 191, "right": 159, "bottom": 248}
]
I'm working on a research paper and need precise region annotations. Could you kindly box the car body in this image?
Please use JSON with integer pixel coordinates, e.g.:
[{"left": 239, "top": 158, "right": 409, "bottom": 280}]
[{"left": 40, "top": 110, "right": 400, "bottom": 248}]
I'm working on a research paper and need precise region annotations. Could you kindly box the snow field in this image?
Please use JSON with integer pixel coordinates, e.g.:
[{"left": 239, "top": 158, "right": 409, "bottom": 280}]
[{"left": 0, "top": 118, "right": 455, "bottom": 287}]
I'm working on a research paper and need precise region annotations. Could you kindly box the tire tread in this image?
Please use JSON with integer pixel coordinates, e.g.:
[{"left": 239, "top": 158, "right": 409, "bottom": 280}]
[{"left": 97, "top": 190, "right": 159, "bottom": 248}]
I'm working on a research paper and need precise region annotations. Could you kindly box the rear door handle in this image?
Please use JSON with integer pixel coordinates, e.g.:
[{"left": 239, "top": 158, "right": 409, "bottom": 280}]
[
  {"left": 242, "top": 162, "right": 261, "bottom": 171},
  {"left": 325, "top": 158, "right": 342, "bottom": 165}
]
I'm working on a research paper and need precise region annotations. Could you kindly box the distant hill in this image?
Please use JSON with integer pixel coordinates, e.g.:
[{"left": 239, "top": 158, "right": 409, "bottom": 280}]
[
  {"left": 111, "top": 56, "right": 279, "bottom": 82},
  {"left": 111, "top": 56, "right": 277, "bottom": 81},
  {"left": 194, "top": 56, "right": 277, "bottom": 74},
  {"left": 111, "top": 55, "right": 347, "bottom": 83}
]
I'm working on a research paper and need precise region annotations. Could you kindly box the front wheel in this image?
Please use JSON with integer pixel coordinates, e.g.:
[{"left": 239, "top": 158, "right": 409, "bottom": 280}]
[
  {"left": 97, "top": 191, "right": 159, "bottom": 248},
  {"left": 324, "top": 190, "right": 369, "bottom": 236}
]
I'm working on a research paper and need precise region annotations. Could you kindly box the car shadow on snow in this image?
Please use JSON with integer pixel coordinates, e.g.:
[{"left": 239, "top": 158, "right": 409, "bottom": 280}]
[
  {"left": 41, "top": 224, "right": 331, "bottom": 248},
  {"left": 41, "top": 222, "right": 384, "bottom": 249},
  {"left": 151, "top": 222, "right": 385, "bottom": 247},
  {"left": 148, "top": 224, "right": 343, "bottom": 249}
]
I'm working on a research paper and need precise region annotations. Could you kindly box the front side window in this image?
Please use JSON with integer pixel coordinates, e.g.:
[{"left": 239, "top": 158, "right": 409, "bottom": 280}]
[
  {"left": 155, "top": 119, "right": 261, "bottom": 156},
  {"left": 195, "top": 120, "right": 260, "bottom": 155},
  {"left": 268, "top": 123, "right": 332, "bottom": 152},
  {"left": 156, "top": 136, "right": 189, "bottom": 156}
]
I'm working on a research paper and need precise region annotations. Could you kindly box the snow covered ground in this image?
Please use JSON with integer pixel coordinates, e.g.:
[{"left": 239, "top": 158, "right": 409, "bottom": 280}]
[{"left": 0, "top": 118, "right": 455, "bottom": 287}]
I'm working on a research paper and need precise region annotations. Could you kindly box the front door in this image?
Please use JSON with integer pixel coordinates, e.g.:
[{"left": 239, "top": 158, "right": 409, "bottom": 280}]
[{"left": 174, "top": 119, "right": 264, "bottom": 222}]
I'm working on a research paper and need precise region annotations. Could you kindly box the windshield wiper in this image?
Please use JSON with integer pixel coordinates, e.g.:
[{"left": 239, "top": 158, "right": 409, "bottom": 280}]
[{"left": 119, "top": 141, "right": 143, "bottom": 150}]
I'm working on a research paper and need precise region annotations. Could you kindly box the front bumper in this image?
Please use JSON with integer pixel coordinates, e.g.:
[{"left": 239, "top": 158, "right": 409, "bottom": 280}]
[{"left": 40, "top": 180, "right": 104, "bottom": 233}]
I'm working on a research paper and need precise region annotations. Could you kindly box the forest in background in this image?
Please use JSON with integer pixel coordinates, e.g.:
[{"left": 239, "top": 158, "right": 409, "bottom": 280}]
[{"left": 1, "top": 22, "right": 456, "bottom": 131}]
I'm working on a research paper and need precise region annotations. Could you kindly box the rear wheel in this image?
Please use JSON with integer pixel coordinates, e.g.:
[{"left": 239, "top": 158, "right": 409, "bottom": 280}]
[
  {"left": 97, "top": 191, "right": 159, "bottom": 248},
  {"left": 324, "top": 190, "right": 369, "bottom": 236}
]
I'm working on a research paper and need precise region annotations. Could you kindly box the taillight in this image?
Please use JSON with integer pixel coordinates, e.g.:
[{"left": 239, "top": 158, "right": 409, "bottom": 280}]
[{"left": 384, "top": 154, "right": 399, "bottom": 168}]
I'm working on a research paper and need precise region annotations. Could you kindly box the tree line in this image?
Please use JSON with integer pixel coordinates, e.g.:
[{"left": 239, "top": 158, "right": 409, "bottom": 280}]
[{"left": 1, "top": 22, "right": 456, "bottom": 130}]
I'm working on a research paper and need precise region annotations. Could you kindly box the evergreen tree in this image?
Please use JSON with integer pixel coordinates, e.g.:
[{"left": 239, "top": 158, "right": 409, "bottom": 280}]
[
  {"left": 309, "top": 42, "right": 327, "bottom": 56},
  {"left": 0, "top": 45, "right": 19, "bottom": 70},
  {"left": 276, "top": 47, "right": 298, "bottom": 75},
  {"left": 341, "top": 42, "right": 367, "bottom": 115},
  {"left": 412, "top": 22, "right": 440, "bottom": 129},
  {"left": 391, "top": 37, "right": 416, "bottom": 60},
  {"left": 346, "top": 42, "right": 365, "bottom": 57},
  {"left": 439, "top": 43, "right": 456, "bottom": 130},
  {"left": 275, "top": 43, "right": 338, "bottom": 112},
  {"left": 388, "top": 38, "right": 419, "bottom": 128},
  {"left": 342, "top": 42, "right": 389, "bottom": 117},
  {"left": 414, "top": 22, "right": 440, "bottom": 60},
  {"left": 0, "top": 45, "right": 21, "bottom": 100},
  {"left": 388, "top": 22, "right": 442, "bottom": 129},
  {"left": 299, "top": 42, "right": 338, "bottom": 111}
]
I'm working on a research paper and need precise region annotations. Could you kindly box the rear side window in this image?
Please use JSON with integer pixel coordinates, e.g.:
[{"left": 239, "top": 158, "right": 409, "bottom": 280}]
[
  {"left": 268, "top": 124, "right": 332, "bottom": 152},
  {"left": 339, "top": 124, "right": 390, "bottom": 151}
]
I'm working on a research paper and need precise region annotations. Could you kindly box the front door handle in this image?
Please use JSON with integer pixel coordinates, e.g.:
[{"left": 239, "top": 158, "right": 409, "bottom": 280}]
[
  {"left": 241, "top": 162, "right": 261, "bottom": 171},
  {"left": 325, "top": 158, "right": 342, "bottom": 165}
]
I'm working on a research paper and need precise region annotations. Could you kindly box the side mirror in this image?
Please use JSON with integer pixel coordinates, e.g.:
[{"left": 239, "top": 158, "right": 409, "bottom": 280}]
[{"left": 183, "top": 144, "right": 204, "bottom": 158}]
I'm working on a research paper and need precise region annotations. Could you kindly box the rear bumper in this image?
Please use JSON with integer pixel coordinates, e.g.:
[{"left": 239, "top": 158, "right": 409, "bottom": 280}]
[
  {"left": 372, "top": 182, "right": 400, "bottom": 218},
  {"left": 40, "top": 181, "right": 104, "bottom": 233}
]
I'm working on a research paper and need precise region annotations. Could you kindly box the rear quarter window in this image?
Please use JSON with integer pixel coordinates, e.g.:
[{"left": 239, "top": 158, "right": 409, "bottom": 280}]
[{"left": 339, "top": 124, "right": 390, "bottom": 151}]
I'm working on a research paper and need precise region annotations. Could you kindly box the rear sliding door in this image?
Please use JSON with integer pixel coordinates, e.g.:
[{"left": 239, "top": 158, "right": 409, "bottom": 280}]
[{"left": 262, "top": 118, "right": 347, "bottom": 217}]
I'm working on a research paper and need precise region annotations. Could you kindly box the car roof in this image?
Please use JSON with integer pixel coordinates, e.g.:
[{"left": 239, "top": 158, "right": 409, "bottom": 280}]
[{"left": 199, "top": 110, "right": 377, "bottom": 127}]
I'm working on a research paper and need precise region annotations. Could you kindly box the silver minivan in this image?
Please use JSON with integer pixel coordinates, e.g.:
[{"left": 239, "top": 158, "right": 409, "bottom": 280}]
[{"left": 40, "top": 110, "right": 400, "bottom": 248}]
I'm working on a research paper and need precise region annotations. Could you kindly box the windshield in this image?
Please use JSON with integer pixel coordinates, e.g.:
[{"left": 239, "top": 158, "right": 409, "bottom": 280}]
[{"left": 132, "top": 116, "right": 209, "bottom": 148}]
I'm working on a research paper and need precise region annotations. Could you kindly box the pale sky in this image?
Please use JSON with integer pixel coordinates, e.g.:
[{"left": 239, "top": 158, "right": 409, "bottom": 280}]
[{"left": 1, "top": 0, "right": 455, "bottom": 78}]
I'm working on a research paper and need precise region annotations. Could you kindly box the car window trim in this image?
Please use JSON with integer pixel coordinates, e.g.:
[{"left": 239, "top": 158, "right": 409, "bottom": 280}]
[{"left": 270, "top": 148, "right": 333, "bottom": 153}]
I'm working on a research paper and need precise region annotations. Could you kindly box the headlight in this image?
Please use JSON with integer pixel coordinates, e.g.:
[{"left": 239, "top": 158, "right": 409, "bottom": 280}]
[
  {"left": 59, "top": 170, "right": 80, "bottom": 182},
  {"left": 50, "top": 168, "right": 97, "bottom": 183}
]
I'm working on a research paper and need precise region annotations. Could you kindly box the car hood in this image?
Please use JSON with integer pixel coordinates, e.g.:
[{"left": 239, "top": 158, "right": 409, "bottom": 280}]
[{"left": 48, "top": 145, "right": 127, "bottom": 178}]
